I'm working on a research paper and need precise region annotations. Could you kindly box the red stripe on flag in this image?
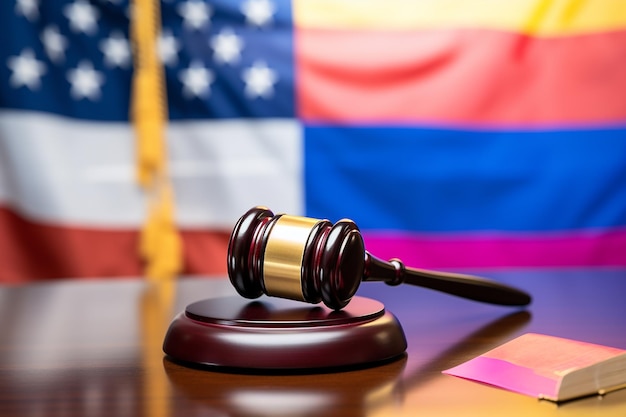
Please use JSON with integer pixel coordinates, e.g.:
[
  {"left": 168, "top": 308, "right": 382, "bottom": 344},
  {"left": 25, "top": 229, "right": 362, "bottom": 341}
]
[
  {"left": 0, "top": 207, "right": 229, "bottom": 283},
  {"left": 296, "top": 28, "right": 626, "bottom": 125},
  {"left": 363, "top": 229, "right": 626, "bottom": 270}
]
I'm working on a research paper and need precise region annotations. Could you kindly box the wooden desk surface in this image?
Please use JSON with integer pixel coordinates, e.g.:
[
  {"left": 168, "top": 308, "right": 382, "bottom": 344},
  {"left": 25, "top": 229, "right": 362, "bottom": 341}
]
[{"left": 1, "top": 270, "right": 625, "bottom": 416}]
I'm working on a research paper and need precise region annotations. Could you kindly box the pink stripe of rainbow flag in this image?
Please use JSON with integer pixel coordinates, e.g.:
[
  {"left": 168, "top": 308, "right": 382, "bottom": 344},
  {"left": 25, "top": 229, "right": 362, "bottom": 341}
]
[
  {"left": 363, "top": 228, "right": 626, "bottom": 269},
  {"left": 296, "top": 28, "right": 626, "bottom": 125}
]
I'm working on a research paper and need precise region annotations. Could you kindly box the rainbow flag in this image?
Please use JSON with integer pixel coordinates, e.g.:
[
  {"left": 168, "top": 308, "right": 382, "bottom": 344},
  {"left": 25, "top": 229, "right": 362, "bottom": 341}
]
[{"left": 1, "top": 0, "right": 625, "bottom": 283}]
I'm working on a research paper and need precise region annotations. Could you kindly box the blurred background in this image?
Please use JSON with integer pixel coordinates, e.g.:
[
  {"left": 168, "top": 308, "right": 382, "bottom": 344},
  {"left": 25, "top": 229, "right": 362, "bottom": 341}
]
[{"left": 1, "top": 0, "right": 625, "bottom": 284}]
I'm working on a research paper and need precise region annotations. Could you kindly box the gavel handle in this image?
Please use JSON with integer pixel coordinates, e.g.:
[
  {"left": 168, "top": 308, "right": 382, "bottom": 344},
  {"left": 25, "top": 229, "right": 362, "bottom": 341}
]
[
  {"left": 402, "top": 267, "right": 531, "bottom": 306},
  {"left": 363, "top": 253, "right": 531, "bottom": 306}
]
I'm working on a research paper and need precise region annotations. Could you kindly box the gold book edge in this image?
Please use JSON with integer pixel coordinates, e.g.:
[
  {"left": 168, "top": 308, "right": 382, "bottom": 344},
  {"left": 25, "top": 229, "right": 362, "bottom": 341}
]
[{"left": 538, "top": 382, "right": 626, "bottom": 403}]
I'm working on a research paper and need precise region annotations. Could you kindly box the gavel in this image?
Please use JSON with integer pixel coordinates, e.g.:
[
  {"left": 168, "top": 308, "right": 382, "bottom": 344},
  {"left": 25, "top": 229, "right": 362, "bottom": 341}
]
[{"left": 227, "top": 206, "right": 531, "bottom": 310}]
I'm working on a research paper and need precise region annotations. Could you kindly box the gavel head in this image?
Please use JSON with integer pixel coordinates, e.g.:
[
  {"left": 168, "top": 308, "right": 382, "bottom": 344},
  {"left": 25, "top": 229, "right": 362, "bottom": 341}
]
[{"left": 227, "top": 206, "right": 366, "bottom": 310}]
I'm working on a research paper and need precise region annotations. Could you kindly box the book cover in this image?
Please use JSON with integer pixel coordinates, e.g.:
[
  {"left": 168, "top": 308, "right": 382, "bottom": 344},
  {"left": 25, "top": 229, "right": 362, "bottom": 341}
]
[{"left": 443, "top": 333, "right": 626, "bottom": 402}]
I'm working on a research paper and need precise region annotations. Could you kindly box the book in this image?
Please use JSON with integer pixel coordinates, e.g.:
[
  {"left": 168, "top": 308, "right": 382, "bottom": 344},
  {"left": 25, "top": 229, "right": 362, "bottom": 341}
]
[{"left": 443, "top": 333, "right": 626, "bottom": 402}]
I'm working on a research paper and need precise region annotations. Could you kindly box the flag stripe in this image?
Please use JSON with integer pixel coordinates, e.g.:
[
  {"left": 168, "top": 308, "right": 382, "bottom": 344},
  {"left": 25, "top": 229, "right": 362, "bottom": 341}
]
[
  {"left": 363, "top": 229, "right": 626, "bottom": 269},
  {"left": 0, "top": 111, "right": 303, "bottom": 227},
  {"left": 0, "top": 206, "right": 229, "bottom": 283},
  {"left": 296, "top": 28, "right": 626, "bottom": 125},
  {"left": 294, "top": 0, "right": 626, "bottom": 36},
  {"left": 304, "top": 125, "right": 626, "bottom": 232}
]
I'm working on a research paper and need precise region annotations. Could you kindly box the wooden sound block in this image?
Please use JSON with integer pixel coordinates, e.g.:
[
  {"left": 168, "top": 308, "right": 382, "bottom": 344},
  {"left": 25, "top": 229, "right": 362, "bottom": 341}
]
[{"left": 163, "top": 296, "right": 407, "bottom": 370}]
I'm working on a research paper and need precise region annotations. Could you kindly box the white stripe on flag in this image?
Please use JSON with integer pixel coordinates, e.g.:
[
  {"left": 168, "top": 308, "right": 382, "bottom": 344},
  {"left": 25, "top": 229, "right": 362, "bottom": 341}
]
[{"left": 0, "top": 110, "right": 303, "bottom": 228}]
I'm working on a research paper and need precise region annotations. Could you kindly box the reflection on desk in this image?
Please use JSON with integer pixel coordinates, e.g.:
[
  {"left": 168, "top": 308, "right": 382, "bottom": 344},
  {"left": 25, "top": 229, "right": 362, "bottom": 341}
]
[{"left": 0, "top": 269, "right": 625, "bottom": 416}]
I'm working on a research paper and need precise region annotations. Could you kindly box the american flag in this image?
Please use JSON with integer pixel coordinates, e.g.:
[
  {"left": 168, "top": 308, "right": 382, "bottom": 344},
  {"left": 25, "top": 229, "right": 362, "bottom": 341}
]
[
  {"left": 1, "top": 0, "right": 300, "bottom": 282},
  {"left": 1, "top": 0, "right": 626, "bottom": 283}
]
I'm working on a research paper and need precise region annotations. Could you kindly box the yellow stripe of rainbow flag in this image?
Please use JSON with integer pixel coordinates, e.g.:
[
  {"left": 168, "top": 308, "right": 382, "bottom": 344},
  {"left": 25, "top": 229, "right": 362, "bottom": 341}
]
[{"left": 294, "top": 0, "right": 626, "bottom": 36}]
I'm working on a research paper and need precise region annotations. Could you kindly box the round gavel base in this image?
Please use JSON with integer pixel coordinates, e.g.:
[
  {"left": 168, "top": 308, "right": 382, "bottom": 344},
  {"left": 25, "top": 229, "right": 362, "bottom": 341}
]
[{"left": 163, "top": 296, "right": 407, "bottom": 370}]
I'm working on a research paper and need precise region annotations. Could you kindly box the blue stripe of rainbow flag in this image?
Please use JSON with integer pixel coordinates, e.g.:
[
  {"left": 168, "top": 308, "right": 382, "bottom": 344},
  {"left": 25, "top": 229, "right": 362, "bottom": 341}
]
[{"left": 304, "top": 126, "right": 626, "bottom": 268}]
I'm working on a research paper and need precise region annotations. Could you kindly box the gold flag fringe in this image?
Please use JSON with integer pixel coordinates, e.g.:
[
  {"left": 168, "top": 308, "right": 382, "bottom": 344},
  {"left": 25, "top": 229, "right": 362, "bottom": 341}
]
[{"left": 130, "top": 0, "right": 182, "bottom": 281}]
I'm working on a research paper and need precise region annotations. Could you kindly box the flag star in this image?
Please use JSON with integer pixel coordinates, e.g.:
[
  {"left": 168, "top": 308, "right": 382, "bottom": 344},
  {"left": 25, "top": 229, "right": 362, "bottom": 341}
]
[
  {"left": 7, "top": 49, "right": 47, "bottom": 90},
  {"left": 41, "top": 26, "right": 68, "bottom": 64},
  {"left": 100, "top": 31, "right": 132, "bottom": 68},
  {"left": 157, "top": 30, "right": 180, "bottom": 67},
  {"left": 241, "top": 0, "right": 275, "bottom": 27},
  {"left": 210, "top": 28, "right": 244, "bottom": 65},
  {"left": 15, "top": 0, "right": 39, "bottom": 21},
  {"left": 67, "top": 61, "right": 105, "bottom": 100},
  {"left": 242, "top": 61, "right": 277, "bottom": 99},
  {"left": 177, "top": 0, "right": 211, "bottom": 30},
  {"left": 179, "top": 61, "right": 214, "bottom": 98},
  {"left": 64, "top": 0, "right": 100, "bottom": 35}
]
